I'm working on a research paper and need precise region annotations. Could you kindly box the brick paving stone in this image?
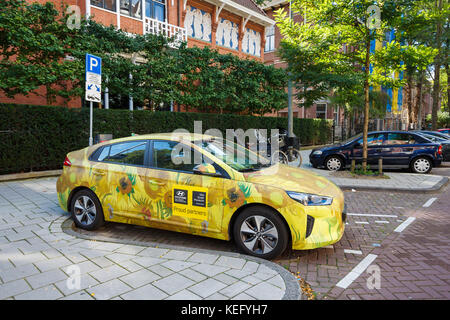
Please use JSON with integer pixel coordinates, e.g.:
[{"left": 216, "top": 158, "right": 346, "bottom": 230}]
[
  {"left": 187, "top": 252, "right": 219, "bottom": 264},
  {"left": 86, "top": 279, "right": 132, "bottom": 300},
  {"left": 121, "top": 283, "right": 168, "bottom": 300},
  {"left": 191, "top": 263, "right": 229, "bottom": 277},
  {"left": 153, "top": 273, "right": 195, "bottom": 295},
  {"left": 161, "top": 260, "right": 197, "bottom": 272},
  {"left": 132, "top": 256, "right": 167, "bottom": 268},
  {"left": 55, "top": 273, "right": 99, "bottom": 296},
  {"left": 214, "top": 256, "right": 246, "bottom": 269},
  {"left": 166, "top": 289, "right": 202, "bottom": 300},
  {"left": 59, "top": 290, "right": 95, "bottom": 300},
  {"left": 119, "top": 269, "right": 160, "bottom": 289},
  {"left": 220, "top": 281, "right": 252, "bottom": 298},
  {"left": 188, "top": 278, "right": 228, "bottom": 298},
  {"left": 26, "top": 269, "right": 67, "bottom": 289},
  {"left": 90, "top": 264, "right": 129, "bottom": 283},
  {"left": 0, "top": 279, "right": 32, "bottom": 299},
  {"left": 161, "top": 250, "right": 194, "bottom": 261},
  {"left": 15, "top": 284, "right": 63, "bottom": 300}
]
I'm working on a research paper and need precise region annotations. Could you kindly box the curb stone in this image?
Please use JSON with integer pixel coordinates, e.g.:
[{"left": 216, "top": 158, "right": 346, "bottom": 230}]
[
  {"left": 59, "top": 218, "right": 301, "bottom": 300},
  {"left": 338, "top": 176, "right": 449, "bottom": 193}
]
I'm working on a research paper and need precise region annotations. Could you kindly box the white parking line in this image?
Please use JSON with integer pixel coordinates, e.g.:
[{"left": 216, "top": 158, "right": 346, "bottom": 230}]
[
  {"left": 354, "top": 221, "right": 369, "bottom": 224},
  {"left": 344, "top": 249, "right": 363, "bottom": 255},
  {"left": 375, "top": 220, "right": 389, "bottom": 224},
  {"left": 423, "top": 198, "right": 437, "bottom": 208},
  {"left": 347, "top": 213, "right": 397, "bottom": 218},
  {"left": 394, "top": 217, "right": 416, "bottom": 233},
  {"left": 336, "top": 254, "right": 378, "bottom": 289}
]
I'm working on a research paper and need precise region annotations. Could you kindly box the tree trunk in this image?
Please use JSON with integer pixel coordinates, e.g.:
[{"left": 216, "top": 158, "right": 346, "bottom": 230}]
[
  {"left": 406, "top": 73, "right": 414, "bottom": 128},
  {"left": 416, "top": 75, "right": 424, "bottom": 129},
  {"left": 362, "top": 37, "right": 371, "bottom": 171},
  {"left": 432, "top": 0, "right": 443, "bottom": 130}
]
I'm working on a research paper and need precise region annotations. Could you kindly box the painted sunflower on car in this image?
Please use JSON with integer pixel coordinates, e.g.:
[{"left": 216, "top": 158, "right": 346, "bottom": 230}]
[{"left": 57, "top": 133, "right": 346, "bottom": 259}]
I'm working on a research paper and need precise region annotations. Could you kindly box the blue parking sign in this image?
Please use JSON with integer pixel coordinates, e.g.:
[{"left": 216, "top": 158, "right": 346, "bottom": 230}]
[{"left": 85, "top": 54, "right": 101, "bottom": 75}]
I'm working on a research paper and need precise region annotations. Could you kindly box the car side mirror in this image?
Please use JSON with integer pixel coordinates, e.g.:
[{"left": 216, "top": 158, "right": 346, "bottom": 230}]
[{"left": 193, "top": 164, "right": 221, "bottom": 177}]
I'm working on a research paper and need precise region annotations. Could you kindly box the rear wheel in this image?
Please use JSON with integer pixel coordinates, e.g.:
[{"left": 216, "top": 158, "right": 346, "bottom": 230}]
[
  {"left": 410, "top": 157, "right": 432, "bottom": 174},
  {"left": 233, "top": 206, "right": 288, "bottom": 260},
  {"left": 70, "top": 189, "right": 104, "bottom": 230}
]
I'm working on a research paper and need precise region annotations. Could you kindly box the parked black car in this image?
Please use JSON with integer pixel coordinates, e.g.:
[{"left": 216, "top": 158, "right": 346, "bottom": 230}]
[
  {"left": 414, "top": 132, "right": 450, "bottom": 162},
  {"left": 309, "top": 131, "right": 443, "bottom": 174}
]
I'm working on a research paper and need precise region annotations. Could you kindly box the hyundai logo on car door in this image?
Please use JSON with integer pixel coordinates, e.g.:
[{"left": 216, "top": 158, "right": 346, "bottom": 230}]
[{"left": 173, "top": 189, "right": 188, "bottom": 204}]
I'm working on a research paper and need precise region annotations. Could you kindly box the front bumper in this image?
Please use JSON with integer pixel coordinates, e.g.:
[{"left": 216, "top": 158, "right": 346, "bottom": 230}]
[
  {"left": 309, "top": 154, "right": 325, "bottom": 167},
  {"left": 292, "top": 199, "right": 346, "bottom": 250}
]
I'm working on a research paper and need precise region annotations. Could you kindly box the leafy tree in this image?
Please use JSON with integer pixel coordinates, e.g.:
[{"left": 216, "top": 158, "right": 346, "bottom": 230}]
[
  {"left": 275, "top": 0, "right": 416, "bottom": 171},
  {"left": 0, "top": 0, "right": 84, "bottom": 104}
]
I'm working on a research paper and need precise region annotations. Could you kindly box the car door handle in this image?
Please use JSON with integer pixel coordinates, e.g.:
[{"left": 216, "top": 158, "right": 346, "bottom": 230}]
[{"left": 148, "top": 179, "right": 165, "bottom": 186}]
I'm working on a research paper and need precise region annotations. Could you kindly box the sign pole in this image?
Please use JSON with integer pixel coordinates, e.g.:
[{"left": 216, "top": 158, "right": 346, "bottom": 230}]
[
  {"left": 85, "top": 53, "right": 102, "bottom": 146},
  {"left": 89, "top": 101, "right": 93, "bottom": 146}
]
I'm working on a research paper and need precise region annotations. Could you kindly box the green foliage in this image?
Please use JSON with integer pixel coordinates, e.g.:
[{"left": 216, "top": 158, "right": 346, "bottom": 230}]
[
  {"left": 0, "top": 0, "right": 288, "bottom": 115},
  {"left": 425, "top": 111, "right": 449, "bottom": 128},
  {"left": 0, "top": 103, "right": 332, "bottom": 174}
]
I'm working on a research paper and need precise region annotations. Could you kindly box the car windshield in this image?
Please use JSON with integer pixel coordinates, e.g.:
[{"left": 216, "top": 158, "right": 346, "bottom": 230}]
[{"left": 198, "top": 138, "right": 272, "bottom": 172}]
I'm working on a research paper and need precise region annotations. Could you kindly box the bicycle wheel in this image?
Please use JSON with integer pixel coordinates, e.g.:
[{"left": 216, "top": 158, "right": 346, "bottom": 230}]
[
  {"left": 286, "top": 148, "right": 302, "bottom": 167},
  {"left": 271, "top": 150, "right": 288, "bottom": 165}
]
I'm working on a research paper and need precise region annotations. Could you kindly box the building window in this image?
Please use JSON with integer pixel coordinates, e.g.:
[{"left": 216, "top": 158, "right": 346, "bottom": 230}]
[
  {"left": 91, "top": 0, "right": 116, "bottom": 11},
  {"left": 120, "top": 0, "right": 142, "bottom": 19},
  {"left": 264, "top": 26, "right": 275, "bottom": 52},
  {"left": 334, "top": 106, "right": 339, "bottom": 124},
  {"left": 145, "top": 0, "right": 165, "bottom": 21},
  {"left": 316, "top": 104, "right": 327, "bottom": 119}
]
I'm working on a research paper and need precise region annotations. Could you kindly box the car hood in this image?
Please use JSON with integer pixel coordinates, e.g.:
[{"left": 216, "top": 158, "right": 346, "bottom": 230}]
[
  {"left": 311, "top": 144, "right": 342, "bottom": 154},
  {"left": 243, "top": 164, "right": 343, "bottom": 198}
]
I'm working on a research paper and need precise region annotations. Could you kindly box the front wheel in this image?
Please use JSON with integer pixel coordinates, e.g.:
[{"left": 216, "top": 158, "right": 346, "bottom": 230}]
[
  {"left": 410, "top": 157, "right": 432, "bottom": 174},
  {"left": 325, "top": 155, "right": 344, "bottom": 171},
  {"left": 233, "top": 206, "right": 288, "bottom": 260}
]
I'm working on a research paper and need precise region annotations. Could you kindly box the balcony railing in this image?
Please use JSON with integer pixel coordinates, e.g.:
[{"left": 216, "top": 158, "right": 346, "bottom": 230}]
[{"left": 144, "top": 17, "right": 187, "bottom": 48}]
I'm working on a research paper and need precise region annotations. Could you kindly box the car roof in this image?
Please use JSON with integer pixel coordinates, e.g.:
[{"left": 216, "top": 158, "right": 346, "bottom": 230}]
[{"left": 101, "top": 132, "right": 215, "bottom": 143}]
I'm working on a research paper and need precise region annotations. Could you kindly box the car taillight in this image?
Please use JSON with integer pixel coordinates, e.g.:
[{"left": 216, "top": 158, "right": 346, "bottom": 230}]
[
  {"left": 438, "top": 145, "right": 442, "bottom": 155},
  {"left": 63, "top": 156, "right": 72, "bottom": 167}
]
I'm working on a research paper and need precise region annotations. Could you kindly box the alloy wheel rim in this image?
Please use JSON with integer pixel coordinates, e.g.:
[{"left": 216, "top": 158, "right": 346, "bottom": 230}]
[
  {"left": 414, "top": 159, "right": 430, "bottom": 173},
  {"left": 240, "top": 215, "right": 279, "bottom": 255},
  {"left": 74, "top": 195, "right": 96, "bottom": 226},
  {"left": 327, "top": 158, "right": 341, "bottom": 171}
]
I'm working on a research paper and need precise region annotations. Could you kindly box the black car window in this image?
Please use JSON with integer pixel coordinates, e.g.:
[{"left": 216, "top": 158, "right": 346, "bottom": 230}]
[
  {"left": 386, "top": 133, "right": 415, "bottom": 145},
  {"left": 152, "top": 140, "right": 205, "bottom": 172},
  {"left": 102, "top": 141, "right": 147, "bottom": 166}
]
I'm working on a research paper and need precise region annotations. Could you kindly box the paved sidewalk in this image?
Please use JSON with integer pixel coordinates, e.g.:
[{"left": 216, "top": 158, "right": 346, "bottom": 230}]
[
  {"left": 0, "top": 178, "right": 300, "bottom": 300},
  {"left": 298, "top": 150, "right": 448, "bottom": 192}
]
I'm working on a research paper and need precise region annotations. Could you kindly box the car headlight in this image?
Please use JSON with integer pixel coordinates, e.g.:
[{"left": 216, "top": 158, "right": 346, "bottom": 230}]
[
  {"left": 312, "top": 150, "right": 322, "bottom": 155},
  {"left": 286, "top": 191, "right": 333, "bottom": 206}
]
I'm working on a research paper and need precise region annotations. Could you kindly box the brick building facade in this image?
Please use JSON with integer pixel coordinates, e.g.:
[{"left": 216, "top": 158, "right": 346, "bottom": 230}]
[{"left": 0, "top": 0, "right": 274, "bottom": 109}]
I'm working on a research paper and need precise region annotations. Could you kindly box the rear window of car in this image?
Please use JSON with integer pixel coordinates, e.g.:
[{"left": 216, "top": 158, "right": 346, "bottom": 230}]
[{"left": 95, "top": 141, "right": 147, "bottom": 166}]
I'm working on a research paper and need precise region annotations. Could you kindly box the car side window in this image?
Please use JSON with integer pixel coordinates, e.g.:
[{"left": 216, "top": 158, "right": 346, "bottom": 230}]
[
  {"left": 152, "top": 140, "right": 205, "bottom": 172},
  {"left": 356, "top": 133, "right": 385, "bottom": 146},
  {"left": 385, "top": 133, "right": 415, "bottom": 145},
  {"left": 102, "top": 141, "right": 147, "bottom": 166}
]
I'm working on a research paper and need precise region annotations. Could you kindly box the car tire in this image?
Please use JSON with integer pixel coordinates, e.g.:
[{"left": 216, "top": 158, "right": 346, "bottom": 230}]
[
  {"left": 233, "top": 206, "right": 288, "bottom": 260},
  {"left": 70, "top": 189, "right": 105, "bottom": 231},
  {"left": 410, "top": 157, "right": 432, "bottom": 174},
  {"left": 325, "top": 155, "right": 344, "bottom": 171}
]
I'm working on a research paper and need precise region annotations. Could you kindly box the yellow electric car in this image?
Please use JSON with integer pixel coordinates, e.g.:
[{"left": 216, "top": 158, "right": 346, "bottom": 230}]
[{"left": 57, "top": 133, "right": 346, "bottom": 259}]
